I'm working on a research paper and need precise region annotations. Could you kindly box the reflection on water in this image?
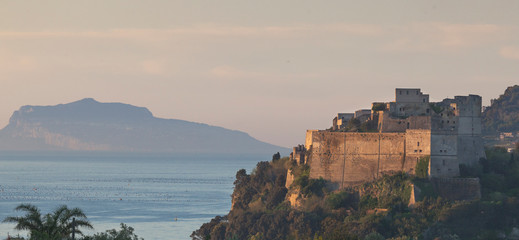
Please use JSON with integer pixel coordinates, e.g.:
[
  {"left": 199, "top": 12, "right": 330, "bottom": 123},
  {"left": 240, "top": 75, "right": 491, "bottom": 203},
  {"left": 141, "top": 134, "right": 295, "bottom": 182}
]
[{"left": 0, "top": 152, "right": 264, "bottom": 239}]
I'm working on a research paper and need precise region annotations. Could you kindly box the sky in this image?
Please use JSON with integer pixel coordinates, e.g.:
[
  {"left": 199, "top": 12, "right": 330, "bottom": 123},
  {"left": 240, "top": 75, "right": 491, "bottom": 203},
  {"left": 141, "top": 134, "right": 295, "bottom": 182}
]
[{"left": 1, "top": 1, "right": 519, "bottom": 148}]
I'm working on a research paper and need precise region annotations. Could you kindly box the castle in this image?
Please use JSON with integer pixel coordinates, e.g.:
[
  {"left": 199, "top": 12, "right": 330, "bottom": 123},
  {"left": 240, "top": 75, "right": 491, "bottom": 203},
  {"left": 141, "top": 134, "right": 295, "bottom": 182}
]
[{"left": 289, "top": 88, "right": 485, "bottom": 189}]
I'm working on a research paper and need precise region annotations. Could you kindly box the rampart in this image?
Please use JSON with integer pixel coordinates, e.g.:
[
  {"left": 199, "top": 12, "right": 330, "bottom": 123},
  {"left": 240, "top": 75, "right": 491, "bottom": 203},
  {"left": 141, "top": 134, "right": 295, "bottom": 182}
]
[
  {"left": 430, "top": 177, "right": 481, "bottom": 201},
  {"left": 306, "top": 130, "right": 430, "bottom": 188}
]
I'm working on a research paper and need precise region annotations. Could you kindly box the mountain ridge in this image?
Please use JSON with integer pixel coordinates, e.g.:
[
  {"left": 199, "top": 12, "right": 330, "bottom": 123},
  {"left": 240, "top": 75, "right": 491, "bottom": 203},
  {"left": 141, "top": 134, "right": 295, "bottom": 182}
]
[{"left": 0, "top": 98, "right": 288, "bottom": 154}]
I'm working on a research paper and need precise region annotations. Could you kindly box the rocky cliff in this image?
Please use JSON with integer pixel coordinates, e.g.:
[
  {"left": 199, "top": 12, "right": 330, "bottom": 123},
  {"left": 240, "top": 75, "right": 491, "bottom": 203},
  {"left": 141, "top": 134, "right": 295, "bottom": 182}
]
[{"left": 0, "top": 98, "right": 288, "bottom": 154}]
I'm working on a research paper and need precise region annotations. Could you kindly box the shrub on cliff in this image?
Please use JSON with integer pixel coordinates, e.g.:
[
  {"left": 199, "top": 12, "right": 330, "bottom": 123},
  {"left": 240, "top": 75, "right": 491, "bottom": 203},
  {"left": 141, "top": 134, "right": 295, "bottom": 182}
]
[{"left": 194, "top": 149, "right": 519, "bottom": 240}]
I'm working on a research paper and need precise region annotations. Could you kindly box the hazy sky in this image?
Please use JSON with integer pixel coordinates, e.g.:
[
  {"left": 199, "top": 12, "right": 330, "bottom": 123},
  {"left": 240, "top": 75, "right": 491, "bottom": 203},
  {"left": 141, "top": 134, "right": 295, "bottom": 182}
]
[{"left": 1, "top": 1, "right": 519, "bottom": 147}]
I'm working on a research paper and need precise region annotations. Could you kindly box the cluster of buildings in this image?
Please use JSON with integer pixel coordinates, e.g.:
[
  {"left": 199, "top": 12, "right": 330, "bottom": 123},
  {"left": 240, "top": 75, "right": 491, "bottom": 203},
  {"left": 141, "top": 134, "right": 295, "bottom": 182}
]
[{"left": 289, "top": 88, "right": 485, "bottom": 189}]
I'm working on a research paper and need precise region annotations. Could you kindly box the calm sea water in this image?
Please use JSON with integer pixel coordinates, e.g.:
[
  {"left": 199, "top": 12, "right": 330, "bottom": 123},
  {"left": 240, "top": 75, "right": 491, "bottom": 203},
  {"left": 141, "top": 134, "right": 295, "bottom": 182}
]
[{"left": 0, "top": 152, "right": 267, "bottom": 239}]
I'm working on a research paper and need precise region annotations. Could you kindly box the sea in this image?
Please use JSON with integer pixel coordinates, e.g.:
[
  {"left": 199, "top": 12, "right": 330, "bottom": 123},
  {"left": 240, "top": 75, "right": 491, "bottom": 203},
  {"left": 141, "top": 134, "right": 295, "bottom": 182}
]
[{"left": 0, "top": 151, "right": 268, "bottom": 239}]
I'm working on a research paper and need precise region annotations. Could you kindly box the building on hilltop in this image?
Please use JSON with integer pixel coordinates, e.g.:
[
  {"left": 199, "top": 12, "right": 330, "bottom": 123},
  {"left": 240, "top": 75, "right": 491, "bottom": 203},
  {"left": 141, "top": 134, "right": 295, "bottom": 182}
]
[
  {"left": 289, "top": 88, "right": 485, "bottom": 189},
  {"left": 332, "top": 113, "right": 354, "bottom": 131}
]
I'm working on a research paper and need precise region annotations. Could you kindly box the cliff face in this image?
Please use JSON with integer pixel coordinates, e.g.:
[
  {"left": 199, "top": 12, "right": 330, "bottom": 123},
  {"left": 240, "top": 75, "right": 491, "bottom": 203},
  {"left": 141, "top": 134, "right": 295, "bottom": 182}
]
[
  {"left": 0, "top": 98, "right": 288, "bottom": 154},
  {"left": 482, "top": 85, "right": 519, "bottom": 133}
]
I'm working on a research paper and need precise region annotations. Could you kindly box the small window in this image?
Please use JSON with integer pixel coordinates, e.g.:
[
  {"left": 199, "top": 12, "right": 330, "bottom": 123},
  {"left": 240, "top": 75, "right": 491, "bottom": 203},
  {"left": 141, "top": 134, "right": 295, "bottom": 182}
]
[
  {"left": 419, "top": 150, "right": 422, "bottom": 153},
  {"left": 442, "top": 160, "right": 445, "bottom": 166},
  {"left": 426, "top": 109, "right": 430, "bottom": 113},
  {"left": 417, "top": 142, "right": 420, "bottom": 146},
  {"left": 423, "top": 98, "right": 426, "bottom": 102},
  {"left": 447, "top": 120, "right": 450, "bottom": 123},
  {"left": 407, "top": 90, "right": 409, "bottom": 95},
  {"left": 414, "top": 150, "right": 418, "bottom": 153},
  {"left": 453, "top": 121, "right": 455, "bottom": 124},
  {"left": 441, "top": 113, "right": 443, "bottom": 117},
  {"left": 407, "top": 122, "right": 410, "bottom": 129},
  {"left": 440, "top": 150, "right": 443, "bottom": 153},
  {"left": 399, "top": 91, "right": 402, "bottom": 95},
  {"left": 416, "top": 91, "right": 419, "bottom": 95}
]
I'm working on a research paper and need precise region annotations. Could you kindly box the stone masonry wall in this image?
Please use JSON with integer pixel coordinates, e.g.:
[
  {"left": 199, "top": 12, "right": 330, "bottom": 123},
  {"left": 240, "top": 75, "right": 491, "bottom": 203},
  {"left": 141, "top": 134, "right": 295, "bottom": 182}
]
[
  {"left": 430, "top": 177, "right": 481, "bottom": 201},
  {"left": 306, "top": 131, "right": 428, "bottom": 189}
]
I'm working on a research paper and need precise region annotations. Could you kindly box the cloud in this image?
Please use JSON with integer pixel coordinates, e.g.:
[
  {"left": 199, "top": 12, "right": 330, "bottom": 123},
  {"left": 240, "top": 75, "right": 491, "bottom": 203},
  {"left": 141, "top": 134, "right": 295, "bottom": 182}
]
[
  {"left": 0, "top": 23, "right": 383, "bottom": 41},
  {"left": 383, "top": 22, "right": 512, "bottom": 52},
  {"left": 499, "top": 46, "right": 519, "bottom": 60}
]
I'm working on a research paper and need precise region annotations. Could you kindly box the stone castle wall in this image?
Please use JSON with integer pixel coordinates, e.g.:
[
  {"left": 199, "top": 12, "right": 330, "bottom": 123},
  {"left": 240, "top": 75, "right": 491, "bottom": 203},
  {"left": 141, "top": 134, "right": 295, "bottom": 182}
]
[
  {"left": 306, "top": 130, "right": 430, "bottom": 188},
  {"left": 299, "top": 89, "right": 485, "bottom": 189},
  {"left": 430, "top": 177, "right": 481, "bottom": 201}
]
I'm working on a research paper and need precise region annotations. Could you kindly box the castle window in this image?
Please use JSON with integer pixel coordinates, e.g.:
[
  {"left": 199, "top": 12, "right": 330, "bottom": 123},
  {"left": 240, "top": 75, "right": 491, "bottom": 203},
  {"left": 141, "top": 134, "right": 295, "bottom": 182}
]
[
  {"left": 447, "top": 120, "right": 450, "bottom": 123},
  {"left": 399, "top": 90, "right": 402, "bottom": 95},
  {"left": 419, "top": 150, "right": 422, "bottom": 152},
  {"left": 441, "top": 113, "right": 443, "bottom": 117},
  {"left": 416, "top": 91, "right": 419, "bottom": 95},
  {"left": 407, "top": 90, "right": 409, "bottom": 95},
  {"left": 426, "top": 109, "right": 430, "bottom": 113},
  {"left": 423, "top": 98, "right": 426, "bottom": 102},
  {"left": 407, "top": 122, "right": 410, "bottom": 129},
  {"left": 440, "top": 150, "right": 443, "bottom": 153},
  {"left": 417, "top": 142, "right": 420, "bottom": 146},
  {"left": 453, "top": 121, "right": 455, "bottom": 124},
  {"left": 414, "top": 150, "right": 418, "bottom": 153},
  {"left": 443, "top": 160, "right": 445, "bottom": 166}
]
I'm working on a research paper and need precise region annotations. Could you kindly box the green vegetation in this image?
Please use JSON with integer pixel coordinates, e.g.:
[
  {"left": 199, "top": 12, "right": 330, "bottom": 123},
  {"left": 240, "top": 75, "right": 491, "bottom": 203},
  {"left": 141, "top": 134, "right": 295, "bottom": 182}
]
[
  {"left": 415, "top": 156, "right": 429, "bottom": 179},
  {"left": 3, "top": 204, "right": 143, "bottom": 240},
  {"left": 482, "top": 85, "right": 519, "bottom": 133},
  {"left": 194, "top": 147, "right": 519, "bottom": 240},
  {"left": 429, "top": 103, "right": 443, "bottom": 114},
  {"left": 3, "top": 204, "right": 93, "bottom": 240},
  {"left": 372, "top": 103, "right": 386, "bottom": 112},
  {"left": 339, "top": 118, "right": 378, "bottom": 133},
  {"left": 82, "top": 224, "right": 143, "bottom": 240}
]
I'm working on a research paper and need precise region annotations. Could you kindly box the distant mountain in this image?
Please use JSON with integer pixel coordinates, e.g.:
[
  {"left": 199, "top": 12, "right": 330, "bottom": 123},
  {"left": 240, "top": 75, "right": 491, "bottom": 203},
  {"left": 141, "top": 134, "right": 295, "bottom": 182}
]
[
  {"left": 0, "top": 98, "right": 288, "bottom": 154},
  {"left": 482, "top": 85, "right": 519, "bottom": 134}
]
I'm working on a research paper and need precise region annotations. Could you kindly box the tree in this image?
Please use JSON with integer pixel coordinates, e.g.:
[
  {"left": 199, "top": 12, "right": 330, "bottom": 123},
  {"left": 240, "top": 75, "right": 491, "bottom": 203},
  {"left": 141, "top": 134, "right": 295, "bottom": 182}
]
[
  {"left": 3, "top": 204, "right": 93, "bottom": 240},
  {"left": 82, "top": 223, "right": 143, "bottom": 240}
]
